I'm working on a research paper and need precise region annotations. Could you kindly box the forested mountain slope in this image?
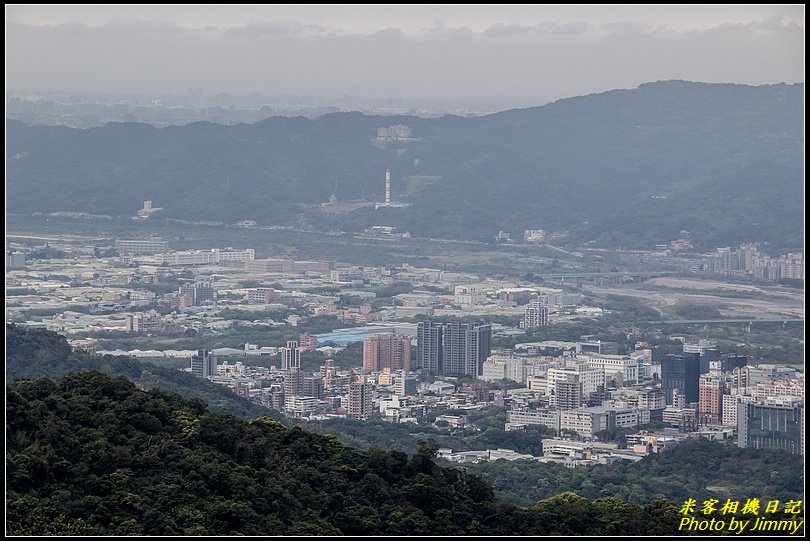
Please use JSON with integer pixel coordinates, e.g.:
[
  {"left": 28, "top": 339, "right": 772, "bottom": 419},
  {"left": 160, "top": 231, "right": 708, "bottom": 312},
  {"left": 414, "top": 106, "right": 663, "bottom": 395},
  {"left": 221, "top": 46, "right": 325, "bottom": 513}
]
[{"left": 7, "top": 81, "right": 803, "bottom": 250}]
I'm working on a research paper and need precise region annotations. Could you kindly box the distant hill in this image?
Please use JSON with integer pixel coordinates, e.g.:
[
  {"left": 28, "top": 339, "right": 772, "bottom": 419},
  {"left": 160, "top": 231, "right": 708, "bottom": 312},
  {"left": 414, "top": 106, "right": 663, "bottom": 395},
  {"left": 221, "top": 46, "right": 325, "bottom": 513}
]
[
  {"left": 6, "top": 81, "right": 803, "bottom": 251},
  {"left": 6, "top": 324, "right": 269, "bottom": 419}
]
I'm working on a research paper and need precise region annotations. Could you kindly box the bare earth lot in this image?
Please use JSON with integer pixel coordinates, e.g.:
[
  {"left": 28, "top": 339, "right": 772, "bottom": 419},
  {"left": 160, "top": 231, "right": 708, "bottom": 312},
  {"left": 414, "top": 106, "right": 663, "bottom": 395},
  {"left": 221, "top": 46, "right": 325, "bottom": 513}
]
[{"left": 586, "top": 277, "right": 804, "bottom": 319}]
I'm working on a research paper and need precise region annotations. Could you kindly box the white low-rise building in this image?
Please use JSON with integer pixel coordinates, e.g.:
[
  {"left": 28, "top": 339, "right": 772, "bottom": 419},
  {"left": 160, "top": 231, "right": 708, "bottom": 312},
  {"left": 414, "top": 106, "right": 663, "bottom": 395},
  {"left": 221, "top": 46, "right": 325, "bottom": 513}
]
[
  {"left": 507, "top": 408, "right": 560, "bottom": 432},
  {"left": 480, "top": 354, "right": 548, "bottom": 384},
  {"left": 560, "top": 406, "right": 650, "bottom": 438},
  {"left": 575, "top": 353, "right": 644, "bottom": 386}
]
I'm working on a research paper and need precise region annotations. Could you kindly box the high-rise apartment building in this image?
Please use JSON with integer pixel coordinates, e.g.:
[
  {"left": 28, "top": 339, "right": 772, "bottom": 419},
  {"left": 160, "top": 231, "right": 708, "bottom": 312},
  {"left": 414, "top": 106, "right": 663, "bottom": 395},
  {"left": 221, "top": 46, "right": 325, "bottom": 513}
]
[
  {"left": 442, "top": 321, "right": 467, "bottom": 376},
  {"left": 282, "top": 341, "right": 301, "bottom": 370},
  {"left": 416, "top": 321, "right": 443, "bottom": 373},
  {"left": 348, "top": 382, "right": 373, "bottom": 419},
  {"left": 442, "top": 322, "right": 491, "bottom": 376},
  {"left": 363, "top": 334, "right": 411, "bottom": 372},
  {"left": 463, "top": 323, "right": 492, "bottom": 376},
  {"left": 283, "top": 368, "right": 304, "bottom": 397},
  {"left": 698, "top": 374, "right": 728, "bottom": 425},
  {"left": 416, "top": 320, "right": 491, "bottom": 376},
  {"left": 549, "top": 371, "right": 583, "bottom": 410},
  {"left": 722, "top": 393, "right": 757, "bottom": 427}
]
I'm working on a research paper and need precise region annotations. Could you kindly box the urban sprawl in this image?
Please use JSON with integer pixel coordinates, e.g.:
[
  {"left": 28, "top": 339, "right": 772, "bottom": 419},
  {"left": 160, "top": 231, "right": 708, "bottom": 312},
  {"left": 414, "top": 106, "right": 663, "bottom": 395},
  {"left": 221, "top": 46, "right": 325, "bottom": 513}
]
[{"left": 6, "top": 234, "right": 804, "bottom": 466}]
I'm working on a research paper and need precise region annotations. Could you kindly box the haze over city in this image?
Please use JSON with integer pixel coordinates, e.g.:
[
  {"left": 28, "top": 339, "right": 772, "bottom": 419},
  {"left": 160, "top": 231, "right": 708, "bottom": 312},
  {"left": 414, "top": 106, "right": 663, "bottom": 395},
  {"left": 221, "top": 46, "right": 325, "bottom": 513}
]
[{"left": 6, "top": 5, "right": 804, "bottom": 104}]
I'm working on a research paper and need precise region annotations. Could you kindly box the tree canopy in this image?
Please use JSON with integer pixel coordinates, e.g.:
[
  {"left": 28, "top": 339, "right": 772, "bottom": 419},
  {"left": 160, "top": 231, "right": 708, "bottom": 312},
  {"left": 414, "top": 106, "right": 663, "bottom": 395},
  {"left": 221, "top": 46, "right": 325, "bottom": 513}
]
[{"left": 8, "top": 372, "right": 683, "bottom": 535}]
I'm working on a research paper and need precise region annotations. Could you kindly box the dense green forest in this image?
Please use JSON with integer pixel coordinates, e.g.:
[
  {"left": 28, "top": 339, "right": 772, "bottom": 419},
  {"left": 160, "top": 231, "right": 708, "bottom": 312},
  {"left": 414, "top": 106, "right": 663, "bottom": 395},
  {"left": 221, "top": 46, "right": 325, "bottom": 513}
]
[
  {"left": 8, "top": 372, "right": 687, "bottom": 535},
  {"left": 7, "top": 81, "right": 803, "bottom": 251},
  {"left": 458, "top": 439, "right": 804, "bottom": 507},
  {"left": 302, "top": 407, "right": 552, "bottom": 457},
  {"left": 301, "top": 415, "right": 805, "bottom": 512}
]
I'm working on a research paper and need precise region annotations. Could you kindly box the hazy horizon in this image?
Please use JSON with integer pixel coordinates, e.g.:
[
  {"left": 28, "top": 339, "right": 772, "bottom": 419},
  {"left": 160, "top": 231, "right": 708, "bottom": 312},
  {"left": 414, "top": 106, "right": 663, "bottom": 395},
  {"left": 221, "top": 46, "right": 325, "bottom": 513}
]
[{"left": 6, "top": 5, "right": 804, "bottom": 103}]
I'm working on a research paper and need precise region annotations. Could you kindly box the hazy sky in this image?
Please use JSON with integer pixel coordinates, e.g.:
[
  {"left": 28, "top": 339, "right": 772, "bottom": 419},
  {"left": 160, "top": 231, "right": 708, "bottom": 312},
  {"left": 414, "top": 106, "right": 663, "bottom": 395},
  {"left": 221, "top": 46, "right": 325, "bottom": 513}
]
[{"left": 6, "top": 5, "right": 805, "bottom": 103}]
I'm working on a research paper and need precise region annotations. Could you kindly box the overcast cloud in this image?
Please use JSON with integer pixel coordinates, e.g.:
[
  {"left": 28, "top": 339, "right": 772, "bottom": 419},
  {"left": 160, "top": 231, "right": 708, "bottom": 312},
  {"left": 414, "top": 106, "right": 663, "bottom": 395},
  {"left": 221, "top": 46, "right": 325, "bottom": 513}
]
[{"left": 5, "top": 5, "right": 804, "bottom": 102}]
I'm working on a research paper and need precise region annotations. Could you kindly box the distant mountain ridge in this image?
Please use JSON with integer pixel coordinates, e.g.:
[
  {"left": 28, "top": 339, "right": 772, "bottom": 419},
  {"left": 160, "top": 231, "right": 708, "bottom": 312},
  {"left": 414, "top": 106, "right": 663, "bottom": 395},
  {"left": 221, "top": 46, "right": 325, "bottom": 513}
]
[{"left": 7, "top": 81, "right": 803, "bottom": 250}]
